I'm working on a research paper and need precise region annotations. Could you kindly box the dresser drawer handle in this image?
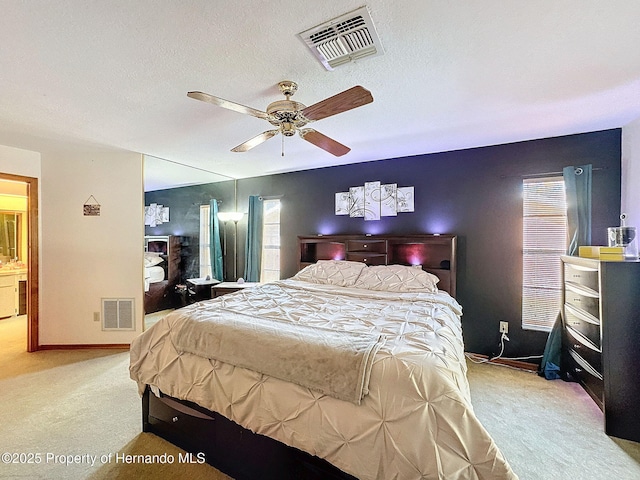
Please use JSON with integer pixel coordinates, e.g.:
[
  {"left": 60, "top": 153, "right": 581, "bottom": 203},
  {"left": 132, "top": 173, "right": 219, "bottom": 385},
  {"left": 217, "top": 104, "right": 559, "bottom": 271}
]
[
  {"left": 574, "top": 367, "right": 583, "bottom": 374},
  {"left": 573, "top": 344, "right": 581, "bottom": 349},
  {"left": 363, "top": 244, "right": 367, "bottom": 248},
  {"left": 172, "top": 416, "right": 179, "bottom": 423}
]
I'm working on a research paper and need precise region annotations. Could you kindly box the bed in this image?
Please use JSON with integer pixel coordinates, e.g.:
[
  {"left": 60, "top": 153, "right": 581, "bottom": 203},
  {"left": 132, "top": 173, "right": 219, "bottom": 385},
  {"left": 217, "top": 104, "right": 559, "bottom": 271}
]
[
  {"left": 130, "top": 234, "right": 517, "bottom": 479},
  {"left": 144, "top": 235, "right": 181, "bottom": 314}
]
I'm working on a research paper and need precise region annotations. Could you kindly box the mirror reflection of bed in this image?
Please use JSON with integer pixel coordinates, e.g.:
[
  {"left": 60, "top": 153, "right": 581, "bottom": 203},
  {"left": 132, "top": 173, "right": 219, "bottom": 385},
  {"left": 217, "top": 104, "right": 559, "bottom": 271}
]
[{"left": 143, "top": 236, "right": 181, "bottom": 327}]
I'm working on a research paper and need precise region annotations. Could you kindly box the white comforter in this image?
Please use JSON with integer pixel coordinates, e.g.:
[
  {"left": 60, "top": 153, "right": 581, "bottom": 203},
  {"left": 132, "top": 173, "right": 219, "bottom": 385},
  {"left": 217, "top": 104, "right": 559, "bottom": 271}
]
[{"left": 130, "top": 280, "right": 517, "bottom": 480}]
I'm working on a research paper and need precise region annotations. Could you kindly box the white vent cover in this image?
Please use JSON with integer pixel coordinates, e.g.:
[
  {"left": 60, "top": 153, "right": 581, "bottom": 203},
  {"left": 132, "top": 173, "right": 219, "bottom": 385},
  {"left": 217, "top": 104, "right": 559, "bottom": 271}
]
[
  {"left": 298, "top": 6, "right": 384, "bottom": 71},
  {"left": 102, "top": 298, "right": 135, "bottom": 331}
]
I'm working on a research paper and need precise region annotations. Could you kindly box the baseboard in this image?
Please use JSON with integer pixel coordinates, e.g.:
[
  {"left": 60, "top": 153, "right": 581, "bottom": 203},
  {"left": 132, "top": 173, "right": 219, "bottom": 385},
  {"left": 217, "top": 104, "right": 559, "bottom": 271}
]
[
  {"left": 37, "top": 344, "right": 130, "bottom": 351},
  {"left": 465, "top": 352, "right": 539, "bottom": 372}
]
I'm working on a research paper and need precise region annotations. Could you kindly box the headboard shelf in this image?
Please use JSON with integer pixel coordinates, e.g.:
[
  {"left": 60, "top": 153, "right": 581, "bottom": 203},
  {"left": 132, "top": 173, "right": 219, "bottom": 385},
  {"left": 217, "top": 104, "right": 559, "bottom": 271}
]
[{"left": 298, "top": 234, "right": 457, "bottom": 297}]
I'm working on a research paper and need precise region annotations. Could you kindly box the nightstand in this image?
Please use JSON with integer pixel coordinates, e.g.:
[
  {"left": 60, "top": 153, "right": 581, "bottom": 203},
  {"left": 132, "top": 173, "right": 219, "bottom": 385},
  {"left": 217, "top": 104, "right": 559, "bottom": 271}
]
[
  {"left": 211, "top": 281, "right": 262, "bottom": 297},
  {"left": 186, "top": 277, "right": 221, "bottom": 303}
]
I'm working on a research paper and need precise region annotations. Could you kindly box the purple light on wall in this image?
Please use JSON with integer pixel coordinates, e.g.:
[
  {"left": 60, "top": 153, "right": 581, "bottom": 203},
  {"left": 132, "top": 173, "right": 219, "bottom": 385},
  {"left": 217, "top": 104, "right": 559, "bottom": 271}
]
[
  {"left": 316, "top": 242, "right": 346, "bottom": 261},
  {"left": 422, "top": 216, "right": 454, "bottom": 235},
  {"left": 317, "top": 221, "right": 339, "bottom": 236},
  {"left": 364, "top": 223, "right": 385, "bottom": 235},
  {"left": 395, "top": 243, "right": 429, "bottom": 266}
]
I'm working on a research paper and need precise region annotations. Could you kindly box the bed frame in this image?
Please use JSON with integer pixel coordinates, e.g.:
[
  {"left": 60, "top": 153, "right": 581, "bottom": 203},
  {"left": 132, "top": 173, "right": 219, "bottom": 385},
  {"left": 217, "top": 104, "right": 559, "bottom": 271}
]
[
  {"left": 298, "top": 234, "right": 457, "bottom": 297},
  {"left": 141, "top": 234, "right": 457, "bottom": 479},
  {"left": 143, "top": 387, "right": 356, "bottom": 480}
]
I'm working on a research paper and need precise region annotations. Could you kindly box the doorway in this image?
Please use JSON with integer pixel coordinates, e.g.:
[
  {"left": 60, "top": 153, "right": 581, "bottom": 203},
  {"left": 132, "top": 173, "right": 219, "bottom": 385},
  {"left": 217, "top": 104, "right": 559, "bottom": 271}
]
[{"left": 0, "top": 173, "right": 38, "bottom": 352}]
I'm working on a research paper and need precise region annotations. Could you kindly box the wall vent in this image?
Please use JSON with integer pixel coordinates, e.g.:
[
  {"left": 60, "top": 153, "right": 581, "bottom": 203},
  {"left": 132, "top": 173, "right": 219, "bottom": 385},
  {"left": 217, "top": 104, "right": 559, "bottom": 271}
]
[
  {"left": 102, "top": 298, "right": 135, "bottom": 331},
  {"left": 298, "top": 6, "right": 384, "bottom": 71}
]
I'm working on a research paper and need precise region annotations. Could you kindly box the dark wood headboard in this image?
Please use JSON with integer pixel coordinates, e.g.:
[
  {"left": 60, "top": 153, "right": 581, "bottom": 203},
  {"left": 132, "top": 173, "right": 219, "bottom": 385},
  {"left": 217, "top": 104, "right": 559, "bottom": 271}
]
[{"left": 298, "top": 234, "right": 457, "bottom": 297}]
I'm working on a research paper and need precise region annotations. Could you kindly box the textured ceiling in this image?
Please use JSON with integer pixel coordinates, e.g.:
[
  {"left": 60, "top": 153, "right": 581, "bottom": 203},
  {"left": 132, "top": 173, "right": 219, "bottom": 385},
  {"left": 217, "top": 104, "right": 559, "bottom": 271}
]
[{"left": 1, "top": 1, "right": 640, "bottom": 191}]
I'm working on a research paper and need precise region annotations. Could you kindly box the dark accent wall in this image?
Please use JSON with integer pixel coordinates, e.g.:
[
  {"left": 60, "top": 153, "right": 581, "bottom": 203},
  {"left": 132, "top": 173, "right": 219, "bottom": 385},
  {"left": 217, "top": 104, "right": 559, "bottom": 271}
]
[{"left": 145, "top": 129, "right": 621, "bottom": 359}]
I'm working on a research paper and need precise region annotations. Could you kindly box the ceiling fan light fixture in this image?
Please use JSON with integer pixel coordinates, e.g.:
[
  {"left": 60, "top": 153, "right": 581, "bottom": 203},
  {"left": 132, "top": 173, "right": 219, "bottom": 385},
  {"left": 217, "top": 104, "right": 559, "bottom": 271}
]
[{"left": 281, "top": 123, "right": 296, "bottom": 136}]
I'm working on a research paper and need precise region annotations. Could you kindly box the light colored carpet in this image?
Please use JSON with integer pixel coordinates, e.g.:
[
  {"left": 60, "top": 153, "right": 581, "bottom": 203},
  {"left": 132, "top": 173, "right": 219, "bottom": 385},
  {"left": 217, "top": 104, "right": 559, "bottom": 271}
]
[
  {"left": 466, "top": 358, "right": 640, "bottom": 479},
  {"left": 0, "top": 315, "right": 230, "bottom": 480},
  {"left": 143, "top": 309, "right": 174, "bottom": 330},
  {"left": 1, "top": 314, "right": 639, "bottom": 479}
]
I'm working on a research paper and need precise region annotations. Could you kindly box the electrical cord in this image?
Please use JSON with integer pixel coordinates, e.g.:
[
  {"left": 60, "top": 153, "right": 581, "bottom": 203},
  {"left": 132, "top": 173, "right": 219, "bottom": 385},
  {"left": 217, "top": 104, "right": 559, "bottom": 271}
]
[
  {"left": 494, "top": 332, "right": 508, "bottom": 360},
  {"left": 464, "top": 332, "right": 508, "bottom": 364},
  {"left": 464, "top": 332, "right": 543, "bottom": 372}
]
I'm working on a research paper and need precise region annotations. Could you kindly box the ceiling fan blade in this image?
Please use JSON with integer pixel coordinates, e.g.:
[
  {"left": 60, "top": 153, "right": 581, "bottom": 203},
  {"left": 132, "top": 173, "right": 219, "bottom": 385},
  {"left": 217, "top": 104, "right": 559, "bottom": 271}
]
[
  {"left": 231, "top": 129, "right": 280, "bottom": 152},
  {"left": 187, "top": 91, "right": 269, "bottom": 120},
  {"left": 301, "top": 86, "right": 373, "bottom": 122},
  {"left": 299, "top": 129, "right": 351, "bottom": 157}
]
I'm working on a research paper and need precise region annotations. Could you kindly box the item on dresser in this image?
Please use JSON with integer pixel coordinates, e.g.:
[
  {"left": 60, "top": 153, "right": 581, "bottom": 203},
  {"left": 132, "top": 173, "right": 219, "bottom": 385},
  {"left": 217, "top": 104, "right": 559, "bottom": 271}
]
[
  {"left": 561, "top": 255, "right": 640, "bottom": 443},
  {"left": 606, "top": 213, "right": 638, "bottom": 259}
]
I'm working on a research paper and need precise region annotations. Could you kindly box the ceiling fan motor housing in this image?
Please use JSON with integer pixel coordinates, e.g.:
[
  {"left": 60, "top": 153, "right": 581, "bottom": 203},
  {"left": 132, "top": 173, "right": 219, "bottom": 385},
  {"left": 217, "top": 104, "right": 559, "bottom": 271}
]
[{"left": 266, "top": 100, "right": 309, "bottom": 134}]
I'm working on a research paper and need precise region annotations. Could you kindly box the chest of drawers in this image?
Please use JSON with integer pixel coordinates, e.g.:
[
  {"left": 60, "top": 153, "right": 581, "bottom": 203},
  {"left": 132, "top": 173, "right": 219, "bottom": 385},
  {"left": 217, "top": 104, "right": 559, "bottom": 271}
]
[{"left": 561, "top": 255, "right": 640, "bottom": 443}]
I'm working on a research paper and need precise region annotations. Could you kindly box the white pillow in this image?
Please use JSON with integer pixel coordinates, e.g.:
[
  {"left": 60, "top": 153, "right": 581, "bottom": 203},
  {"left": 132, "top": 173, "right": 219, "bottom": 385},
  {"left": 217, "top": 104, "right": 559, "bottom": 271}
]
[
  {"left": 353, "top": 265, "right": 440, "bottom": 293},
  {"left": 144, "top": 252, "right": 164, "bottom": 267},
  {"left": 292, "top": 260, "right": 366, "bottom": 287}
]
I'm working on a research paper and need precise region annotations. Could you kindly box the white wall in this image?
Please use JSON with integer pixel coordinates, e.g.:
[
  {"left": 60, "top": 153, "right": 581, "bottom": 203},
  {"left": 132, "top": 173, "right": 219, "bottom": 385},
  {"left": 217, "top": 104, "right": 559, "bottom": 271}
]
[
  {"left": 1, "top": 144, "right": 144, "bottom": 345},
  {"left": 0, "top": 144, "right": 41, "bottom": 178},
  {"left": 622, "top": 117, "right": 640, "bottom": 228},
  {"left": 39, "top": 149, "right": 144, "bottom": 345}
]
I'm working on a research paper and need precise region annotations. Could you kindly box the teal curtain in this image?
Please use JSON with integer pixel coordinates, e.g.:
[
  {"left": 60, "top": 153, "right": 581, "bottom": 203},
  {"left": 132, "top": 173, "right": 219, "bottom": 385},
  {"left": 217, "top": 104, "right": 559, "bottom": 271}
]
[
  {"left": 243, "top": 195, "right": 263, "bottom": 282},
  {"left": 564, "top": 165, "right": 592, "bottom": 255},
  {"left": 209, "top": 199, "right": 224, "bottom": 281},
  {"left": 539, "top": 164, "right": 592, "bottom": 379}
]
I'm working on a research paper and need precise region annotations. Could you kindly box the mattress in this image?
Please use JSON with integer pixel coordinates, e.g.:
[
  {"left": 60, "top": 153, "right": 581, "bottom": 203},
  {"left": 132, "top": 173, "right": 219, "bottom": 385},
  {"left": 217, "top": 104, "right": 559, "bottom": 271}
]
[{"left": 130, "top": 279, "right": 517, "bottom": 480}]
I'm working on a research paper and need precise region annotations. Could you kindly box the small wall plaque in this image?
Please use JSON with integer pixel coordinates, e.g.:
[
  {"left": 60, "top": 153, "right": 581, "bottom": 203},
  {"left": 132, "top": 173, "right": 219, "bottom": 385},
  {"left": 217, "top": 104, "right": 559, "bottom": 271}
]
[{"left": 83, "top": 195, "right": 101, "bottom": 216}]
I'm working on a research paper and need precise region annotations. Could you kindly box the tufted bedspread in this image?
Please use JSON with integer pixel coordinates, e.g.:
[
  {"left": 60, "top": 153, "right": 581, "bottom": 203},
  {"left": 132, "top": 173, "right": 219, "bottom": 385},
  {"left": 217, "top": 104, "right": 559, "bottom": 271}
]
[{"left": 130, "top": 279, "right": 518, "bottom": 480}]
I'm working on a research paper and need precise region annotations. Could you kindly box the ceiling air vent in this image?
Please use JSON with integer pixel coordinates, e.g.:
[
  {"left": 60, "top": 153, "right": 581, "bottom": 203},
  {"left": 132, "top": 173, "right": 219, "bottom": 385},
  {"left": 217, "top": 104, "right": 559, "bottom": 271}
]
[{"left": 298, "top": 6, "right": 384, "bottom": 71}]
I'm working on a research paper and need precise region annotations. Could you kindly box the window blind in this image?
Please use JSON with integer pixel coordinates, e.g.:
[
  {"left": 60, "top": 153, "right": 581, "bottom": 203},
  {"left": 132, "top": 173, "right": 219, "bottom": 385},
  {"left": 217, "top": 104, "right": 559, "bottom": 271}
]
[
  {"left": 260, "top": 199, "right": 281, "bottom": 282},
  {"left": 522, "top": 177, "right": 567, "bottom": 331},
  {"left": 199, "top": 205, "right": 211, "bottom": 278}
]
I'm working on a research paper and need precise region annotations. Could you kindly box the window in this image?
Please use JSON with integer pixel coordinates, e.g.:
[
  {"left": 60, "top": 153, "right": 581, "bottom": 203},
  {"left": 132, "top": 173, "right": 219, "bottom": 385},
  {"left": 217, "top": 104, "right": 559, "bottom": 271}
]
[
  {"left": 200, "top": 199, "right": 281, "bottom": 282},
  {"left": 199, "top": 205, "right": 211, "bottom": 278},
  {"left": 261, "top": 199, "right": 281, "bottom": 282},
  {"left": 522, "top": 177, "right": 567, "bottom": 331}
]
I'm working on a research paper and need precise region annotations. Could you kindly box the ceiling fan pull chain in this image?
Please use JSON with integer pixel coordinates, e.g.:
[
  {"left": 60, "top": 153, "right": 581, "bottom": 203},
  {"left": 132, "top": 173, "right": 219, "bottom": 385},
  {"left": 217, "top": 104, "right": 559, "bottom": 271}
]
[{"left": 282, "top": 132, "right": 285, "bottom": 156}]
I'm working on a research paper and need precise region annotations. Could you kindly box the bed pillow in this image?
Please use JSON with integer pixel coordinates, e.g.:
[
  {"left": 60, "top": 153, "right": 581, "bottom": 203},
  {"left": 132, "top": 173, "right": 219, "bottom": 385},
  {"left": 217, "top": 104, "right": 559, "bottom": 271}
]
[
  {"left": 144, "top": 252, "right": 164, "bottom": 267},
  {"left": 353, "top": 265, "right": 440, "bottom": 293},
  {"left": 292, "top": 260, "right": 366, "bottom": 287}
]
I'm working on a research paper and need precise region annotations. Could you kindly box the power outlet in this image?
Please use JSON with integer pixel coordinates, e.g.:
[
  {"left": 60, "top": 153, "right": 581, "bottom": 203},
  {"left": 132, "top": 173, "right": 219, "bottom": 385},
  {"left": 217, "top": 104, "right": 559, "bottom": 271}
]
[
  {"left": 499, "top": 321, "right": 509, "bottom": 334},
  {"left": 93, "top": 312, "right": 100, "bottom": 322}
]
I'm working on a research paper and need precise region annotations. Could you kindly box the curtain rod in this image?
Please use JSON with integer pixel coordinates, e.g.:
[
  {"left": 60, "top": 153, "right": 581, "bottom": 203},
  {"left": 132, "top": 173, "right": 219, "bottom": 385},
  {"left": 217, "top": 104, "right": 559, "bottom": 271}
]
[
  {"left": 501, "top": 167, "right": 606, "bottom": 179},
  {"left": 258, "top": 194, "right": 284, "bottom": 200}
]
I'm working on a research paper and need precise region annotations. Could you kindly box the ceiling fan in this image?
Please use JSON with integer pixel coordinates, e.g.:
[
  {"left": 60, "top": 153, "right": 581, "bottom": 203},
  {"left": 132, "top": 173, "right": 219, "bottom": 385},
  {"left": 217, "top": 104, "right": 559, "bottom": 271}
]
[{"left": 187, "top": 81, "right": 373, "bottom": 157}]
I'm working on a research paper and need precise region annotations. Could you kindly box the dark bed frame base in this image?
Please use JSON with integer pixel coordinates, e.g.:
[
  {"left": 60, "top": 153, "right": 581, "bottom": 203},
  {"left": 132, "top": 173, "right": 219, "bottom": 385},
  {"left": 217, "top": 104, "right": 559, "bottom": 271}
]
[{"left": 142, "top": 386, "right": 357, "bottom": 480}]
